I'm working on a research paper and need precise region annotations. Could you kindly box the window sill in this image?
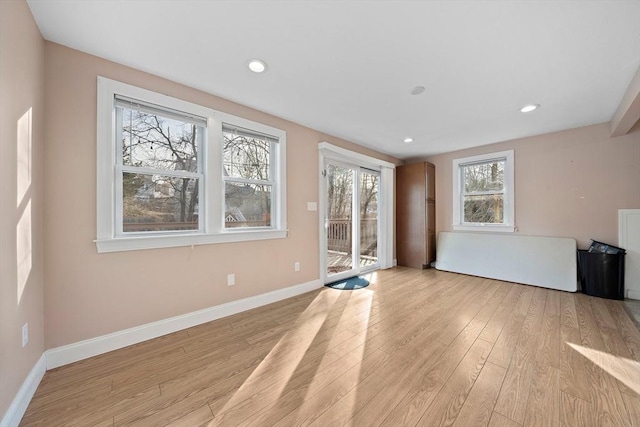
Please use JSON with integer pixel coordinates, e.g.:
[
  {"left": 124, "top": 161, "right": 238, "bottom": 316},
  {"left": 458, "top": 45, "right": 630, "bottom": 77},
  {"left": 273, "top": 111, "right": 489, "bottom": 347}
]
[
  {"left": 453, "top": 224, "right": 515, "bottom": 233},
  {"left": 95, "top": 229, "right": 287, "bottom": 253}
]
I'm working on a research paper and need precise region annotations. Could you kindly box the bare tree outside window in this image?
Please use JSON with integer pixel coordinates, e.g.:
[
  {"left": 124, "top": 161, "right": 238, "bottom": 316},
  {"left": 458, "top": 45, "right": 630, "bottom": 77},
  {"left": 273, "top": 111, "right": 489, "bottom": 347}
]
[
  {"left": 223, "top": 128, "right": 273, "bottom": 228},
  {"left": 98, "top": 77, "right": 288, "bottom": 252},
  {"left": 119, "top": 105, "right": 202, "bottom": 232},
  {"left": 462, "top": 160, "right": 504, "bottom": 223},
  {"left": 359, "top": 171, "right": 379, "bottom": 261},
  {"left": 325, "top": 165, "right": 380, "bottom": 274},
  {"left": 327, "top": 164, "right": 353, "bottom": 220},
  {"left": 359, "top": 172, "right": 378, "bottom": 219}
]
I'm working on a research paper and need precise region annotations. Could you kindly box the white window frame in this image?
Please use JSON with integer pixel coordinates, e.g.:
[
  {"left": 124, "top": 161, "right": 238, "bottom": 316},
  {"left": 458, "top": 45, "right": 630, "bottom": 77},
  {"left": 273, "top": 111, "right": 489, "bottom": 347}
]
[
  {"left": 452, "top": 150, "right": 514, "bottom": 232},
  {"left": 96, "top": 76, "right": 286, "bottom": 252}
]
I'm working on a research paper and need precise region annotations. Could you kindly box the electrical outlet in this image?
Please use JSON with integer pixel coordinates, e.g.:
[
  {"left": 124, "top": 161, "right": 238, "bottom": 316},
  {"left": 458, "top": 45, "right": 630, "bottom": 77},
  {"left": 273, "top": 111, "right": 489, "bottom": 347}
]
[
  {"left": 22, "top": 323, "right": 28, "bottom": 347},
  {"left": 227, "top": 273, "right": 235, "bottom": 286},
  {"left": 294, "top": 262, "right": 300, "bottom": 272}
]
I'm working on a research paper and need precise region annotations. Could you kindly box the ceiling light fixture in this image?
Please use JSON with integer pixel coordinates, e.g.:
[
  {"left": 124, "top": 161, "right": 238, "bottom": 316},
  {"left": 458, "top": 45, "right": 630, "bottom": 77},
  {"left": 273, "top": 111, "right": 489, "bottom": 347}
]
[
  {"left": 403, "top": 137, "right": 414, "bottom": 143},
  {"left": 520, "top": 104, "right": 539, "bottom": 113},
  {"left": 410, "top": 86, "right": 425, "bottom": 95},
  {"left": 247, "top": 59, "right": 268, "bottom": 73}
]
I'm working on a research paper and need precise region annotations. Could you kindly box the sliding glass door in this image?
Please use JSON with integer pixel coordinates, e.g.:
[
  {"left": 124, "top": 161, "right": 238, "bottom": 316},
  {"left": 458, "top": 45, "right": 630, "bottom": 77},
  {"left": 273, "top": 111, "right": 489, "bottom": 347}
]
[
  {"left": 359, "top": 169, "right": 379, "bottom": 270},
  {"left": 324, "top": 160, "right": 380, "bottom": 282}
]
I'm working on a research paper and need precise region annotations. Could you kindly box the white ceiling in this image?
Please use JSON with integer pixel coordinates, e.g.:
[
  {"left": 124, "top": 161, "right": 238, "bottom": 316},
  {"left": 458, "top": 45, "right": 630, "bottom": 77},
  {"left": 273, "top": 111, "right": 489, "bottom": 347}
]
[{"left": 27, "top": 0, "right": 640, "bottom": 159}]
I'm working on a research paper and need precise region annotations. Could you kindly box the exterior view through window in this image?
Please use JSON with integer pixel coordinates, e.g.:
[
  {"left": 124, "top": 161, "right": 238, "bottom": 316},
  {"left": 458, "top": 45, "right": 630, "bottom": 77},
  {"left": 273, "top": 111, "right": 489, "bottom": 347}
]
[
  {"left": 325, "top": 163, "right": 379, "bottom": 276},
  {"left": 97, "top": 76, "right": 287, "bottom": 252},
  {"left": 461, "top": 159, "right": 505, "bottom": 224},
  {"left": 117, "top": 99, "right": 204, "bottom": 233},
  {"left": 223, "top": 126, "right": 275, "bottom": 228},
  {"left": 452, "top": 149, "right": 513, "bottom": 232}
]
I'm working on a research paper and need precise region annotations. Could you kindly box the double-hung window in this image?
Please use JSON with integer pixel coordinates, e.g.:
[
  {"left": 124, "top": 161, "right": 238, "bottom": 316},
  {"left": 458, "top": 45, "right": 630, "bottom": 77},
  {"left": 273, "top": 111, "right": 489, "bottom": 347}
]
[
  {"left": 115, "top": 96, "right": 205, "bottom": 234},
  {"left": 96, "top": 77, "right": 286, "bottom": 252},
  {"left": 452, "top": 150, "right": 514, "bottom": 232},
  {"left": 222, "top": 126, "right": 276, "bottom": 229}
]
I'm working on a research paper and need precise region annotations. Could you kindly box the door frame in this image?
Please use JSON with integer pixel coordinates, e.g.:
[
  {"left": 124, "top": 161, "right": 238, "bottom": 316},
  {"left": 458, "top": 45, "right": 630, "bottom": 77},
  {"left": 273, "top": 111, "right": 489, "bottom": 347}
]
[{"left": 318, "top": 142, "right": 395, "bottom": 284}]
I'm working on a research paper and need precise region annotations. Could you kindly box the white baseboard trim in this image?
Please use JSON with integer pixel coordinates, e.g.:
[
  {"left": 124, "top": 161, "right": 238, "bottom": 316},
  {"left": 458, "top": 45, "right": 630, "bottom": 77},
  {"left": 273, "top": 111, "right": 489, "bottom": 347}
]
[
  {"left": 1, "top": 354, "right": 46, "bottom": 427},
  {"left": 45, "top": 278, "right": 323, "bottom": 369},
  {"left": 627, "top": 289, "right": 640, "bottom": 300}
]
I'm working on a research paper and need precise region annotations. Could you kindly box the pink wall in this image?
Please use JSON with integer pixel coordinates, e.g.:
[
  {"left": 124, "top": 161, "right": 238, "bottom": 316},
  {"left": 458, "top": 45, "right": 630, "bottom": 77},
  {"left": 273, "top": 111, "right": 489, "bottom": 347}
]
[
  {"left": 4, "top": 2, "right": 637, "bottom": 418},
  {"left": 0, "top": 0, "right": 45, "bottom": 419},
  {"left": 43, "top": 42, "right": 399, "bottom": 349},
  {"left": 425, "top": 122, "right": 640, "bottom": 249}
]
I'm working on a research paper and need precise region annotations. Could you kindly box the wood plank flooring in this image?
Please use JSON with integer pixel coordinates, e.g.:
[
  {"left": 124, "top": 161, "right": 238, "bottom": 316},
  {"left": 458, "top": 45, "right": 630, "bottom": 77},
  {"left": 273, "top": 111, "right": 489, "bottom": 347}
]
[{"left": 21, "top": 268, "right": 640, "bottom": 426}]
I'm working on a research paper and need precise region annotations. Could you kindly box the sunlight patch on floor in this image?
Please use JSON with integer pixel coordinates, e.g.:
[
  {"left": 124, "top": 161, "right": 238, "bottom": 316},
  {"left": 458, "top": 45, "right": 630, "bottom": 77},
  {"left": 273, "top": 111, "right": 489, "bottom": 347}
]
[
  {"left": 307, "top": 289, "right": 373, "bottom": 396},
  {"left": 568, "top": 342, "right": 640, "bottom": 394},
  {"left": 337, "top": 288, "right": 374, "bottom": 425},
  {"left": 212, "top": 290, "right": 340, "bottom": 420}
]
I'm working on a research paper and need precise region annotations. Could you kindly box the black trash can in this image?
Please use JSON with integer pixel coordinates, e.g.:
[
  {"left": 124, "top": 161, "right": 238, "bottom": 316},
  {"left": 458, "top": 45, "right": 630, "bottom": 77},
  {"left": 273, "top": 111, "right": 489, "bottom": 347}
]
[{"left": 577, "top": 249, "right": 625, "bottom": 300}]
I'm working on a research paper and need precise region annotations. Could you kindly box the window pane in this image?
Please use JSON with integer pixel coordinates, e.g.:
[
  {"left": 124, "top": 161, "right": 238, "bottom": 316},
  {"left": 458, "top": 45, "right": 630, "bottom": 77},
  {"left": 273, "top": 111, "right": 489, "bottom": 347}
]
[
  {"left": 223, "top": 130, "right": 270, "bottom": 180},
  {"left": 119, "top": 106, "right": 199, "bottom": 172},
  {"left": 463, "top": 161, "right": 504, "bottom": 193},
  {"left": 225, "top": 182, "right": 271, "bottom": 228},
  {"left": 360, "top": 172, "right": 378, "bottom": 268},
  {"left": 326, "top": 164, "right": 354, "bottom": 274},
  {"left": 464, "top": 194, "right": 504, "bottom": 223},
  {"left": 122, "top": 172, "right": 199, "bottom": 232}
]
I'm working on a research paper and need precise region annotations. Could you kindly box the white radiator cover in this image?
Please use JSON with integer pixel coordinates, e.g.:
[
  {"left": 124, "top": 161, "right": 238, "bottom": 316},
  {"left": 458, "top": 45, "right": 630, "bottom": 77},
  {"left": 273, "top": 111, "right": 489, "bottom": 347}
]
[
  {"left": 619, "top": 209, "right": 640, "bottom": 300},
  {"left": 435, "top": 231, "right": 577, "bottom": 292}
]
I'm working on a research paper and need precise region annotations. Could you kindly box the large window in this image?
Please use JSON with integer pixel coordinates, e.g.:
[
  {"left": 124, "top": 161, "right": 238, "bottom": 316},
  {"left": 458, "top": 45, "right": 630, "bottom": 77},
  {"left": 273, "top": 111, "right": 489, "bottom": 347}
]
[
  {"left": 116, "top": 97, "right": 205, "bottom": 234},
  {"left": 96, "top": 77, "right": 286, "bottom": 252},
  {"left": 452, "top": 150, "right": 514, "bottom": 232},
  {"left": 222, "top": 126, "right": 275, "bottom": 229}
]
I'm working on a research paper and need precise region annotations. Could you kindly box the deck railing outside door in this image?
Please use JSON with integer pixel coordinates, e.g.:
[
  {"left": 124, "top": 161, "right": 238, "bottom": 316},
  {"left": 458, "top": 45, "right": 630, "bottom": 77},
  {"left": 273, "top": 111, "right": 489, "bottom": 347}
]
[{"left": 327, "top": 218, "right": 377, "bottom": 257}]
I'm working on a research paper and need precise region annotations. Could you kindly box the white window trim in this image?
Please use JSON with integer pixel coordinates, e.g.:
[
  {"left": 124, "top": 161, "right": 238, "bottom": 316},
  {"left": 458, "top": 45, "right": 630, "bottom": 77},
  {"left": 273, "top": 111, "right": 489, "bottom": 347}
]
[
  {"left": 452, "top": 149, "right": 515, "bottom": 233},
  {"left": 96, "top": 76, "right": 286, "bottom": 252}
]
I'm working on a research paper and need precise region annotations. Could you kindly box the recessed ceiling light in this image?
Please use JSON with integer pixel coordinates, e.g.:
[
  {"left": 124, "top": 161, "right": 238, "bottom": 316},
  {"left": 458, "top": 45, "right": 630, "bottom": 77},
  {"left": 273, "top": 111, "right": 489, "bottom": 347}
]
[
  {"left": 520, "top": 104, "right": 539, "bottom": 113},
  {"left": 403, "top": 137, "right": 414, "bottom": 143},
  {"left": 247, "top": 59, "right": 268, "bottom": 73},
  {"left": 410, "top": 86, "right": 425, "bottom": 95}
]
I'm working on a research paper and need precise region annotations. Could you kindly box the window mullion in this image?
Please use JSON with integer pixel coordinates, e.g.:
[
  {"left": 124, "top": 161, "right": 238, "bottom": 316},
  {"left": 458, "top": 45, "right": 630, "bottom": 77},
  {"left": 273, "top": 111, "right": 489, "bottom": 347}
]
[{"left": 208, "top": 119, "right": 223, "bottom": 234}]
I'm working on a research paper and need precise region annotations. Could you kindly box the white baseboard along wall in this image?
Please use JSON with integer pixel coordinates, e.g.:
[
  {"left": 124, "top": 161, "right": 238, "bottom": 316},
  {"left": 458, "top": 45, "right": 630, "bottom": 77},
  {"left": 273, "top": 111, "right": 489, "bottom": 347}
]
[
  {"left": 2, "top": 278, "right": 323, "bottom": 426},
  {"left": 0, "top": 355, "right": 46, "bottom": 427}
]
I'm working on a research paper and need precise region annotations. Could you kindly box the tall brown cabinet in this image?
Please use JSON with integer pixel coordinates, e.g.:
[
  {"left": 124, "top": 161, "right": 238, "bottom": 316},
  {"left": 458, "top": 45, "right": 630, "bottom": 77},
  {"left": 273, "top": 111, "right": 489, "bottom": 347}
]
[{"left": 396, "top": 162, "right": 436, "bottom": 269}]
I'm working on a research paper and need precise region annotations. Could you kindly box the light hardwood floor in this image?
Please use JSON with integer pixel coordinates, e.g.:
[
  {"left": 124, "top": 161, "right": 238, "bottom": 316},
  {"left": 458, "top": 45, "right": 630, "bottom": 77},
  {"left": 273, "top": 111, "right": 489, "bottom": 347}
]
[{"left": 21, "top": 268, "right": 640, "bottom": 426}]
